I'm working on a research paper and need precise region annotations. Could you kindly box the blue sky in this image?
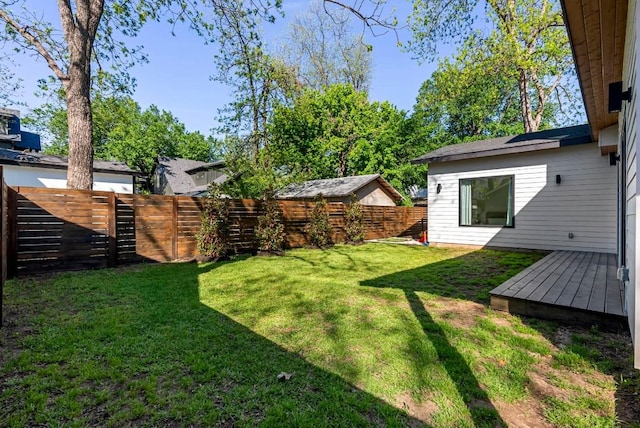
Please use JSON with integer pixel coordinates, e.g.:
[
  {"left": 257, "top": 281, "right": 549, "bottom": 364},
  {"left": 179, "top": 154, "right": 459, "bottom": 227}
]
[{"left": 5, "top": 1, "right": 455, "bottom": 139}]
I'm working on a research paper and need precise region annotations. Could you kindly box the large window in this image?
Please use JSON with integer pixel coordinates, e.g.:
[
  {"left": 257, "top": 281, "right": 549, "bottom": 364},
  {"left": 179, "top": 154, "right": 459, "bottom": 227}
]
[{"left": 459, "top": 175, "right": 514, "bottom": 227}]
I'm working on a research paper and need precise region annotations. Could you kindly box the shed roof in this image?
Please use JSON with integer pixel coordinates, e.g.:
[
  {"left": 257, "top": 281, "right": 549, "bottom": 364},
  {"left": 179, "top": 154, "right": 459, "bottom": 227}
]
[
  {"left": 158, "top": 157, "right": 226, "bottom": 195},
  {"left": 0, "top": 148, "right": 139, "bottom": 175},
  {"left": 412, "top": 124, "right": 593, "bottom": 164},
  {"left": 276, "top": 174, "right": 403, "bottom": 201}
]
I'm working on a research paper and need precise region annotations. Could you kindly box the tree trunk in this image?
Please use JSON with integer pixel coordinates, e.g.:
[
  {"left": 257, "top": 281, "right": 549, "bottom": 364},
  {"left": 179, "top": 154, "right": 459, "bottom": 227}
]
[
  {"left": 66, "top": 63, "right": 94, "bottom": 190},
  {"left": 517, "top": 69, "right": 536, "bottom": 133},
  {"left": 58, "top": 0, "right": 104, "bottom": 190}
]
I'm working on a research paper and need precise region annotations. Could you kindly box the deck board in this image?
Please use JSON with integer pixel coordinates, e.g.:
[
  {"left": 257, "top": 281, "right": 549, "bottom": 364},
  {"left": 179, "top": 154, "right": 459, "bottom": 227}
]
[
  {"left": 525, "top": 251, "right": 577, "bottom": 302},
  {"left": 539, "top": 251, "right": 588, "bottom": 305},
  {"left": 490, "top": 251, "right": 626, "bottom": 327}
]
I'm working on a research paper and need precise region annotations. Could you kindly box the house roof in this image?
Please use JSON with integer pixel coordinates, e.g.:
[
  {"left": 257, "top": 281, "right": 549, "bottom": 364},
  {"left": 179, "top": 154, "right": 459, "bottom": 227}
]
[
  {"left": 184, "top": 160, "right": 225, "bottom": 174},
  {"left": 560, "top": 0, "right": 627, "bottom": 139},
  {"left": 412, "top": 124, "right": 593, "bottom": 164},
  {"left": 0, "top": 148, "right": 139, "bottom": 175},
  {"left": 158, "top": 156, "right": 226, "bottom": 195},
  {"left": 276, "top": 174, "right": 403, "bottom": 201}
]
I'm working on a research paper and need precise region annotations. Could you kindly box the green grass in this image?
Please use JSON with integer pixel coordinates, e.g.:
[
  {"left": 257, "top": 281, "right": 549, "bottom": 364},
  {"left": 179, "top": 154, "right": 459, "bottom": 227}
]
[{"left": 0, "top": 244, "right": 627, "bottom": 426}]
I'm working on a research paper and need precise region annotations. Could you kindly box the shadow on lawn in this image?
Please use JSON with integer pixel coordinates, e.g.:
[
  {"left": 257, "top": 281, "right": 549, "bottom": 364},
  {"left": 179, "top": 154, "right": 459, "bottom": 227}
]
[
  {"left": 0, "top": 258, "right": 424, "bottom": 427},
  {"left": 360, "top": 250, "right": 523, "bottom": 427}
]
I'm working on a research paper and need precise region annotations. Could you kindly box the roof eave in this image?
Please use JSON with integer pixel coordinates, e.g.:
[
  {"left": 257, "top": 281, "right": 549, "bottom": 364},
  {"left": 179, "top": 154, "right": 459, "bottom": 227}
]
[{"left": 413, "top": 141, "right": 561, "bottom": 165}]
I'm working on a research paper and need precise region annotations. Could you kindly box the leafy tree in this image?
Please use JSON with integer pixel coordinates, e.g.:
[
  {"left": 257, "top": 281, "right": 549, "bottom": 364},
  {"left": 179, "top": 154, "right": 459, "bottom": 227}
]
[
  {"left": 344, "top": 194, "right": 364, "bottom": 243},
  {"left": 26, "top": 96, "right": 214, "bottom": 192},
  {"left": 286, "top": 0, "right": 372, "bottom": 92},
  {"left": 270, "top": 84, "right": 372, "bottom": 179},
  {"left": 255, "top": 188, "right": 285, "bottom": 253},
  {"left": 106, "top": 104, "right": 214, "bottom": 191},
  {"left": 307, "top": 194, "right": 333, "bottom": 248},
  {"left": 0, "top": 0, "right": 280, "bottom": 189},
  {"left": 197, "top": 183, "right": 230, "bottom": 260},
  {"left": 213, "top": 0, "right": 299, "bottom": 159},
  {"left": 270, "top": 84, "right": 426, "bottom": 198},
  {"left": 407, "top": 0, "right": 581, "bottom": 133}
]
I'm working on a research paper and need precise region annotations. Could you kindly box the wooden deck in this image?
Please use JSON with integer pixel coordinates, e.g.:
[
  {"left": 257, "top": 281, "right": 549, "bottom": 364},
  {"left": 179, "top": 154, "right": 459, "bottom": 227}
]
[{"left": 490, "top": 251, "right": 627, "bottom": 329}]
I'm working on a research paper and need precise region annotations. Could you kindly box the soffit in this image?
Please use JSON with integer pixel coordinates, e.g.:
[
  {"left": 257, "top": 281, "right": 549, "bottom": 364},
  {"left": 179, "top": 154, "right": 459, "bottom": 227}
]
[{"left": 561, "top": 0, "right": 627, "bottom": 138}]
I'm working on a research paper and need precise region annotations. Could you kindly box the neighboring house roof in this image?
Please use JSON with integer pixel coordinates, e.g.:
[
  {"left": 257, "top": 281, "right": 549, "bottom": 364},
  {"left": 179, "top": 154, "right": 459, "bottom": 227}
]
[
  {"left": 184, "top": 160, "right": 225, "bottom": 174},
  {"left": 158, "top": 156, "right": 227, "bottom": 195},
  {"left": 0, "top": 148, "right": 139, "bottom": 175},
  {"left": 276, "top": 174, "right": 403, "bottom": 201},
  {"left": 412, "top": 124, "right": 593, "bottom": 164}
]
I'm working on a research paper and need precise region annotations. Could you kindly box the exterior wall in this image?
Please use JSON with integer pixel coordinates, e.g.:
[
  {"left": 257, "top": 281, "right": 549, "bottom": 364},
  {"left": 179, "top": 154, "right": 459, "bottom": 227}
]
[
  {"left": 427, "top": 143, "right": 617, "bottom": 252},
  {"left": 354, "top": 181, "right": 397, "bottom": 206},
  {"left": 621, "top": 0, "right": 639, "bottom": 368},
  {"left": 2, "top": 165, "right": 134, "bottom": 193}
]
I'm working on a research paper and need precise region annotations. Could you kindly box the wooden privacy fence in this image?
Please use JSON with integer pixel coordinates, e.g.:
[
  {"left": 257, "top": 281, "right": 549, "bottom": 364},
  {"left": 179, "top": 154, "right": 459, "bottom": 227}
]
[{"left": 4, "top": 186, "right": 427, "bottom": 277}]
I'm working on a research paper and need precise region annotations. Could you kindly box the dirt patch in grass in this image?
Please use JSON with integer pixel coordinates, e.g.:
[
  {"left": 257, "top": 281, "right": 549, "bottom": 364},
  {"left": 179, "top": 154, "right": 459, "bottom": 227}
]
[
  {"left": 427, "top": 298, "right": 485, "bottom": 330},
  {"left": 395, "top": 392, "right": 439, "bottom": 423},
  {"left": 494, "top": 398, "right": 554, "bottom": 428}
]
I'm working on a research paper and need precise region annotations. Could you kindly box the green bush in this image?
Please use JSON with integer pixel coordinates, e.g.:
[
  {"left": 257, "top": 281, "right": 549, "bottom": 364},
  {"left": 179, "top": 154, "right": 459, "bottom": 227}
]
[
  {"left": 307, "top": 194, "right": 332, "bottom": 247},
  {"left": 255, "top": 189, "right": 286, "bottom": 253},
  {"left": 345, "top": 194, "right": 364, "bottom": 243},
  {"left": 196, "top": 183, "right": 230, "bottom": 259}
]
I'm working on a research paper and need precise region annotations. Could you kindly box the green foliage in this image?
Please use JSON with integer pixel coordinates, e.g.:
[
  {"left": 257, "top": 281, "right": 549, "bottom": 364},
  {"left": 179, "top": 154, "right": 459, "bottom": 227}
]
[
  {"left": 255, "top": 188, "right": 286, "bottom": 253},
  {"left": 344, "top": 194, "right": 364, "bottom": 244},
  {"left": 27, "top": 96, "right": 215, "bottom": 192},
  {"left": 408, "top": 0, "right": 583, "bottom": 132},
  {"left": 196, "top": 183, "right": 230, "bottom": 259},
  {"left": 270, "top": 84, "right": 426, "bottom": 196},
  {"left": 306, "top": 195, "right": 332, "bottom": 248}
]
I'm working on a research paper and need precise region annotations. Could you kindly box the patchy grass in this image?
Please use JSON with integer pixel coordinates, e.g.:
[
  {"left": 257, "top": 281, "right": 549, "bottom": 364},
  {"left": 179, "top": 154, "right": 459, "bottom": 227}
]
[{"left": 0, "top": 244, "right": 636, "bottom": 426}]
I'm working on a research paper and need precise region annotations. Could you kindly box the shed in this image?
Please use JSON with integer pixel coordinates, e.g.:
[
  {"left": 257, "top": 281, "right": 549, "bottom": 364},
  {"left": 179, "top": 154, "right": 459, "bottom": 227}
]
[
  {"left": 276, "top": 174, "right": 403, "bottom": 206},
  {"left": 0, "top": 148, "right": 139, "bottom": 193},
  {"left": 412, "top": 125, "right": 617, "bottom": 253}
]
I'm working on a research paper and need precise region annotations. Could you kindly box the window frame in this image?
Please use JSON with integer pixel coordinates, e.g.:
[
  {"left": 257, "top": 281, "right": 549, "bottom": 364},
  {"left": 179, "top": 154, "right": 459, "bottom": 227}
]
[{"left": 458, "top": 174, "right": 515, "bottom": 228}]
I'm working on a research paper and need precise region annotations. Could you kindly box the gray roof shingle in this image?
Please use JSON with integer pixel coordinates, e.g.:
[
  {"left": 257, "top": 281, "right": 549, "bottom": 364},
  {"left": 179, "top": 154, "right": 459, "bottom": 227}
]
[
  {"left": 276, "top": 174, "right": 403, "bottom": 201},
  {"left": 412, "top": 124, "right": 593, "bottom": 164},
  {"left": 158, "top": 157, "right": 226, "bottom": 195},
  {"left": 0, "top": 148, "right": 139, "bottom": 175}
]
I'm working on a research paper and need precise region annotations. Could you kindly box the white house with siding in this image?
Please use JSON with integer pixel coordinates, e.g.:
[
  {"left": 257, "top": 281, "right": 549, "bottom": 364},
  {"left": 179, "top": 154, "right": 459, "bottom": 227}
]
[
  {"left": 414, "top": 125, "right": 617, "bottom": 253},
  {"left": 414, "top": 0, "right": 640, "bottom": 369},
  {"left": 559, "top": 0, "right": 640, "bottom": 368},
  {"left": 0, "top": 148, "right": 139, "bottom": 193}
]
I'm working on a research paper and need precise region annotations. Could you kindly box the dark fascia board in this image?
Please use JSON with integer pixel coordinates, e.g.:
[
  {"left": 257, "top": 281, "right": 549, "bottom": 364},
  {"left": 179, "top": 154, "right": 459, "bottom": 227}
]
[
  {"left": 413, "top": 141, "right": 561, "bottom": 164},
  {"left": 412, "top": 127, "right": 593, "bottom": 165},
  {"left": 184, "top": 160, "right": 225, "bottom": 174},
  {"left": 0, "top": 158, "right": 142, "bottom": 176}
]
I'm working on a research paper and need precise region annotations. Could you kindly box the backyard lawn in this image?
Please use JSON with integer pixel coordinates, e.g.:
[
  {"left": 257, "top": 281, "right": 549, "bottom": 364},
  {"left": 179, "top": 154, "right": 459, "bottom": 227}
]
[{"left": 0, "top": 244, "right": 637, "bottom": 427}]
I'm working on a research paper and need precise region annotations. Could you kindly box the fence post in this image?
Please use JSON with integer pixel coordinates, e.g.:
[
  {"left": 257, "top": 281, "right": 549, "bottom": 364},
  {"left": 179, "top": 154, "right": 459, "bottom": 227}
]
[
  {"left": 107, "top": 192, "right": 117, "bottom": 268},
  {"left": 0, "top": 166, "right": 4, "bottom": 327},
  {"left": 6, "top": 187, "right": 17, "bottom": 279},
  {"left": 172, "top": 196, "right": 178, "bottom": 260}
]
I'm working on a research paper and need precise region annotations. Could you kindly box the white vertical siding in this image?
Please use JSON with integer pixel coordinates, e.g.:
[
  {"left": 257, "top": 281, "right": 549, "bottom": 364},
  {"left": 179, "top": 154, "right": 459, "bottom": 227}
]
[
  {"left": 427, "top": 143, "right": 617, "bottom": 252},
  {"left": 622, "top": 0, "right": 639, "bottom": 368}
]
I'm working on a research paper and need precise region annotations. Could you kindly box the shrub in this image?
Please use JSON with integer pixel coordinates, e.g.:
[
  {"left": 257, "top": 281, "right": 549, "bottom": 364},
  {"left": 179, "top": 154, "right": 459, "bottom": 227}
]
[
  {"left": 307, "top": 194, "right": 333, "bottom": 247},
  {"left": 196, "top": 183, "right": 230, "bottom": 259},
  {"left": 255, "top": 188, "right": 285, "bottom": 253},
  {"left": 345, "top": 193, "right": 364, "bottom": 243}
]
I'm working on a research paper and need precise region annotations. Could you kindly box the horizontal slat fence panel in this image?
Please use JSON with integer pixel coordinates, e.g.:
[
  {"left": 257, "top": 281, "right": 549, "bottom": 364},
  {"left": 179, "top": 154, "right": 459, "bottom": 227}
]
[
  {"left": 6, "top": 187, "right": 427, "bottom": 276},
  {"left": 12, "top": 186, "right": 113, "bottom": 274}
]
